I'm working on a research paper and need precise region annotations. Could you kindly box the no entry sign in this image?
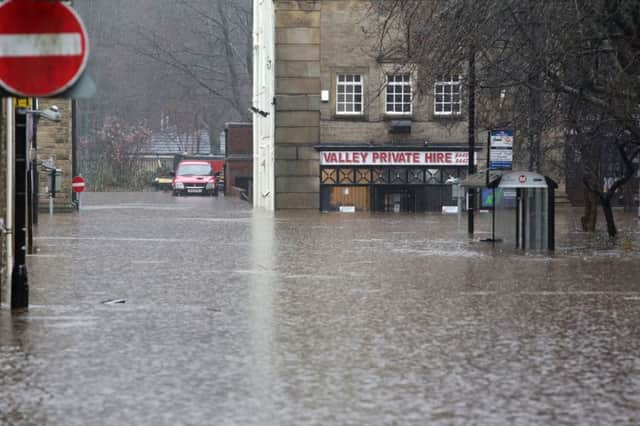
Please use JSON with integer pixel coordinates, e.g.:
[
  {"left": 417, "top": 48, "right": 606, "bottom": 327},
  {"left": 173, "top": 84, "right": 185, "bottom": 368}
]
[
  {"left": 0, "top": 0, "right": 89, "bottom": 97},
  {"left": 72, "top": 176, "right": 85, "bottom": 193}
]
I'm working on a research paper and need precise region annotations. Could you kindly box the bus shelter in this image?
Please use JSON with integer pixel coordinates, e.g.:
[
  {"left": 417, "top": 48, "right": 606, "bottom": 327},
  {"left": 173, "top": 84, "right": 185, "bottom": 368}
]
[{"left": 463, "top": 171, "right": 557, "bottom": 250}]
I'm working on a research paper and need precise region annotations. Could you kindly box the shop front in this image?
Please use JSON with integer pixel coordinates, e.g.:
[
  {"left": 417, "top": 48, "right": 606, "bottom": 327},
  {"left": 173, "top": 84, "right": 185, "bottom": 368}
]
[{"left": 318, "top": 146, "right": 474, "bottom": 213}]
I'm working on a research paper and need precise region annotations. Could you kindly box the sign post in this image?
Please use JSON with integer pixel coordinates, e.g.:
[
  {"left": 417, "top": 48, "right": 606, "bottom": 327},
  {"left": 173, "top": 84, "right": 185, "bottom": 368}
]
[
  {"left": 485, "top": 130, "right": 514, "bottom": 242},
  {"left": 0, "top": 0, "right": 89, "bottom": 97},
  {"left": 72, "top": 175, "right": 85, "bottom": 210}
]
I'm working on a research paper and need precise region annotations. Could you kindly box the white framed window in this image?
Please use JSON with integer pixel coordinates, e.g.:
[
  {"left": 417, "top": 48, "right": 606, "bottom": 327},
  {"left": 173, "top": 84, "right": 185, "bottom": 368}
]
[
  {"left": 336, "top": 74, "right": 363, "bottom": 115},
  {"left": 434, "top": 76, "right": 461, "bottom": 115},
  {"left": 386, "top": 74, "right": 412, "bottom": 114}
]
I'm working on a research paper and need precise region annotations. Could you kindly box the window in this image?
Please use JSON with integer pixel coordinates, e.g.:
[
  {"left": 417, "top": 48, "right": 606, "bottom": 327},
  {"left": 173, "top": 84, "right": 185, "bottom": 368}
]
[
  {"left": 386, "top": 74, "right": 412, "bottom": 114},
  {"left": 336, "top": 74, "right": 363, "bottom": 115},
  {"left": 434, "top": 77, "right": 461, "bottom": 115}
]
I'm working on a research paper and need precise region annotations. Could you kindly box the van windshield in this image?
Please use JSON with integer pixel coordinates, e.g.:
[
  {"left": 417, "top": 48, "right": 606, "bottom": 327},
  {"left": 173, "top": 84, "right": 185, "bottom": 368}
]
[{"left": 177, "top": 164, "right": 212, "bottom": 177}]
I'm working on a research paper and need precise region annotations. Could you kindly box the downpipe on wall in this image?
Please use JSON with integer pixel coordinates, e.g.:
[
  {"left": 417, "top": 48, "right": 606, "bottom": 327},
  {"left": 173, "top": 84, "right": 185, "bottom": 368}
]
[{"left": 4, "top": 98, "right": 14, "bottom": 307}]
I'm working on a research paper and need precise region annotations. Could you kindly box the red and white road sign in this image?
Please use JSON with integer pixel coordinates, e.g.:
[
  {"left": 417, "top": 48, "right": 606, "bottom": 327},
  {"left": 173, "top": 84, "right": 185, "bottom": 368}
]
[
  {"left": 0, "top": 0, "right": 89, "bottom": 97},
  {"left": 71, "top": 176, "right": 85, "bottom": 193}
]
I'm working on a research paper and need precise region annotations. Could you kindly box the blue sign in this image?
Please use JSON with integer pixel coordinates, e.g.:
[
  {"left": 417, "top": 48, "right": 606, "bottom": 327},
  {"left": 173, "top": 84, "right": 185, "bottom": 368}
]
[{"left": 489, "top": 161, "right": 513, "bottom": 170}]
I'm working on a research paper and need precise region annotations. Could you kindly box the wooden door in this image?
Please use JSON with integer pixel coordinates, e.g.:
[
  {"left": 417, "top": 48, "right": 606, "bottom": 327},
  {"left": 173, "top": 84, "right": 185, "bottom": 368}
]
[{"left": 330, "top": 186, "right": 370, "bottom": 211}]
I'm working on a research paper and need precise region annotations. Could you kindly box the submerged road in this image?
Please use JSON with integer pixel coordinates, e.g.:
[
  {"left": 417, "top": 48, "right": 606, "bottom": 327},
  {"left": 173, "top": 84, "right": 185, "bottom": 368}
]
[{"left": 1, "top": 192, "right": 640, "bottom": 425}]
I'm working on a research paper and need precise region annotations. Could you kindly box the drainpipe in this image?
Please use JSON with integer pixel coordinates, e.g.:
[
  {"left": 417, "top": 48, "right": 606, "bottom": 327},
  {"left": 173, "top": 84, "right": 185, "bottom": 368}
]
[
  {"left": 5, "top": 98, "right": 14, "bottom": 304},
  {"left": 72, "top": 100, "right": 78, "bottom": 208}
]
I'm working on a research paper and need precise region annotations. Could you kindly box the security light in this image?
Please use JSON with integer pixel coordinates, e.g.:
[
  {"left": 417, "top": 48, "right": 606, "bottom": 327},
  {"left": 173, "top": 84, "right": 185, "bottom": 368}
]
[{"left": 16, "top": 105, "right": 62, "bottom": 122}]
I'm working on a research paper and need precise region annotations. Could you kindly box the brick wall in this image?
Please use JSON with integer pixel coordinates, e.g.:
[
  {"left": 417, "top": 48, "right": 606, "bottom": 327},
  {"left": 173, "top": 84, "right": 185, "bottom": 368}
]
[
  {"left": 36, "top": 99, "right": 73, "bottom": 212},
  {"left": 227, "top": 124, "right": 253, "bottom": 154},
  {"left": 225, "top": 123, "right": 253, "bottom": 196}
]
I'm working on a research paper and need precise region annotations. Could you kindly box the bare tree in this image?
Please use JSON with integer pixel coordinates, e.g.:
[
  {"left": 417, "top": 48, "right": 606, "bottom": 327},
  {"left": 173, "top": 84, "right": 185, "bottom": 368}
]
[
  {"left": 125, "top": 0, "right": 252, "bottom": 121},
  {"left": 371, "top": 0, "right": 640, "bottom": 237},
  {"left": 75, "top": 0, "right": 251, "bottom": 159}
]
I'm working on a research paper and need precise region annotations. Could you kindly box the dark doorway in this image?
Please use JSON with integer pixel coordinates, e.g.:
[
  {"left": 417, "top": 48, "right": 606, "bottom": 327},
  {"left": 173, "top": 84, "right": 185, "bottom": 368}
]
[
  {"left": 372, "top": 185, "right": 454, "bottom": 213},
  {"left": 373, "top": 187, "right": 416, "bottom": 212}
]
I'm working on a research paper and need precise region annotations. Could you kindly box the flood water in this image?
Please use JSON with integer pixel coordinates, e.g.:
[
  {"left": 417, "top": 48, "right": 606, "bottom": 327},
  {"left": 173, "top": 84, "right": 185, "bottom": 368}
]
[{"left": 2, "top": 192, "right": 640, "bottom": 425}]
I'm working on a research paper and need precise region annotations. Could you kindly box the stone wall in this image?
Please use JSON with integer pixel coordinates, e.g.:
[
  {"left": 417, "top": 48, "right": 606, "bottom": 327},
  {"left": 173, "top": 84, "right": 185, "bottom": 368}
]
[
  {"left": 274, "top": 0, "right": 321, "bottom": 209},
  {"left": 36, "top": 99, "right": 73, "bottom": 212},
  {"left": 318, "top": 0, "right": 468, "bottom": 144}
]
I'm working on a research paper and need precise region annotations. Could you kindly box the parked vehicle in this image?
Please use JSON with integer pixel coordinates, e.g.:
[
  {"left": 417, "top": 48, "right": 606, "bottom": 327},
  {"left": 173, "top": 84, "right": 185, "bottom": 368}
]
[{"left": 172, "top": 160, "right": 219, "bottom": 196}]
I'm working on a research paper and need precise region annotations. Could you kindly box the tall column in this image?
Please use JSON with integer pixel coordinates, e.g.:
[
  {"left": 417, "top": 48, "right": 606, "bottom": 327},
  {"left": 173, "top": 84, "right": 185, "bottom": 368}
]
[{"left": 274, "top": 0, "right": 321, "bottom": 209}]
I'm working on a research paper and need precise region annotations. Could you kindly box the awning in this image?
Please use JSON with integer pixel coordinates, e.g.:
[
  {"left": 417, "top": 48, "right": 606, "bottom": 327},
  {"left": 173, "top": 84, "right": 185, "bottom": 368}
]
[{"left": 460, "top": 169, "right": 503, "bottom": 188}]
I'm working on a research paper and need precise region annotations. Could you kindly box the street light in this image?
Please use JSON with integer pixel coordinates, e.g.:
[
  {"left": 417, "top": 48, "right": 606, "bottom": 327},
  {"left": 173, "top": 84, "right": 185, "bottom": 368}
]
[{"left": 17, "top": 105, "right": 61, "bottom": 123}]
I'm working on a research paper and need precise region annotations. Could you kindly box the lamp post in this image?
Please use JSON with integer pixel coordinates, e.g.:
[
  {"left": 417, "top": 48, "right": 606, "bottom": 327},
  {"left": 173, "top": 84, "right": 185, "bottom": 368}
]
[{"left": 467, "top": 49, "right": 476, "bottom": 235}]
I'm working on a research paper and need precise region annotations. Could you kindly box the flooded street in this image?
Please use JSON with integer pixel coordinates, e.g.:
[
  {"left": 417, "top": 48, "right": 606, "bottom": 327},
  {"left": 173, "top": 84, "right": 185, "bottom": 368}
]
[{"left": 2, "top": 192, "right": 640, "bottom": 425}]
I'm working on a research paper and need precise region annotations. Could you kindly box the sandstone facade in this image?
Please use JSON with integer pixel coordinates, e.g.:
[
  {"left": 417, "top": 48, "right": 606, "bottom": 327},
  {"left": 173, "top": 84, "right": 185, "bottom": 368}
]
[{"left": 273, "top": 0, "right": 476, "bottom": 209}]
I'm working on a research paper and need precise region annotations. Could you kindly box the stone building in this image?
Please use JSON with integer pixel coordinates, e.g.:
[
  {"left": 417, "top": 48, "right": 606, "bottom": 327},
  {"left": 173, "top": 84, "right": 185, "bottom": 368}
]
[
  {"left": 253, "top": 0, "right": 483, "bottom": 211},
  {"left": 1, "top": 97, "right": 73, "bottom": 306},
  {"left": 36, "top": 99, "right": 74, "bottom": 212}
]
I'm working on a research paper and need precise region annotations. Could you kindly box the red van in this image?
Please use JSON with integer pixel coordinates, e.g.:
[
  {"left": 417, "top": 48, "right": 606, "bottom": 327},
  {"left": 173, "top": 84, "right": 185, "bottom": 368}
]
[{"left": 172, "top": 160, "right": 219, "bottom": 196}]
